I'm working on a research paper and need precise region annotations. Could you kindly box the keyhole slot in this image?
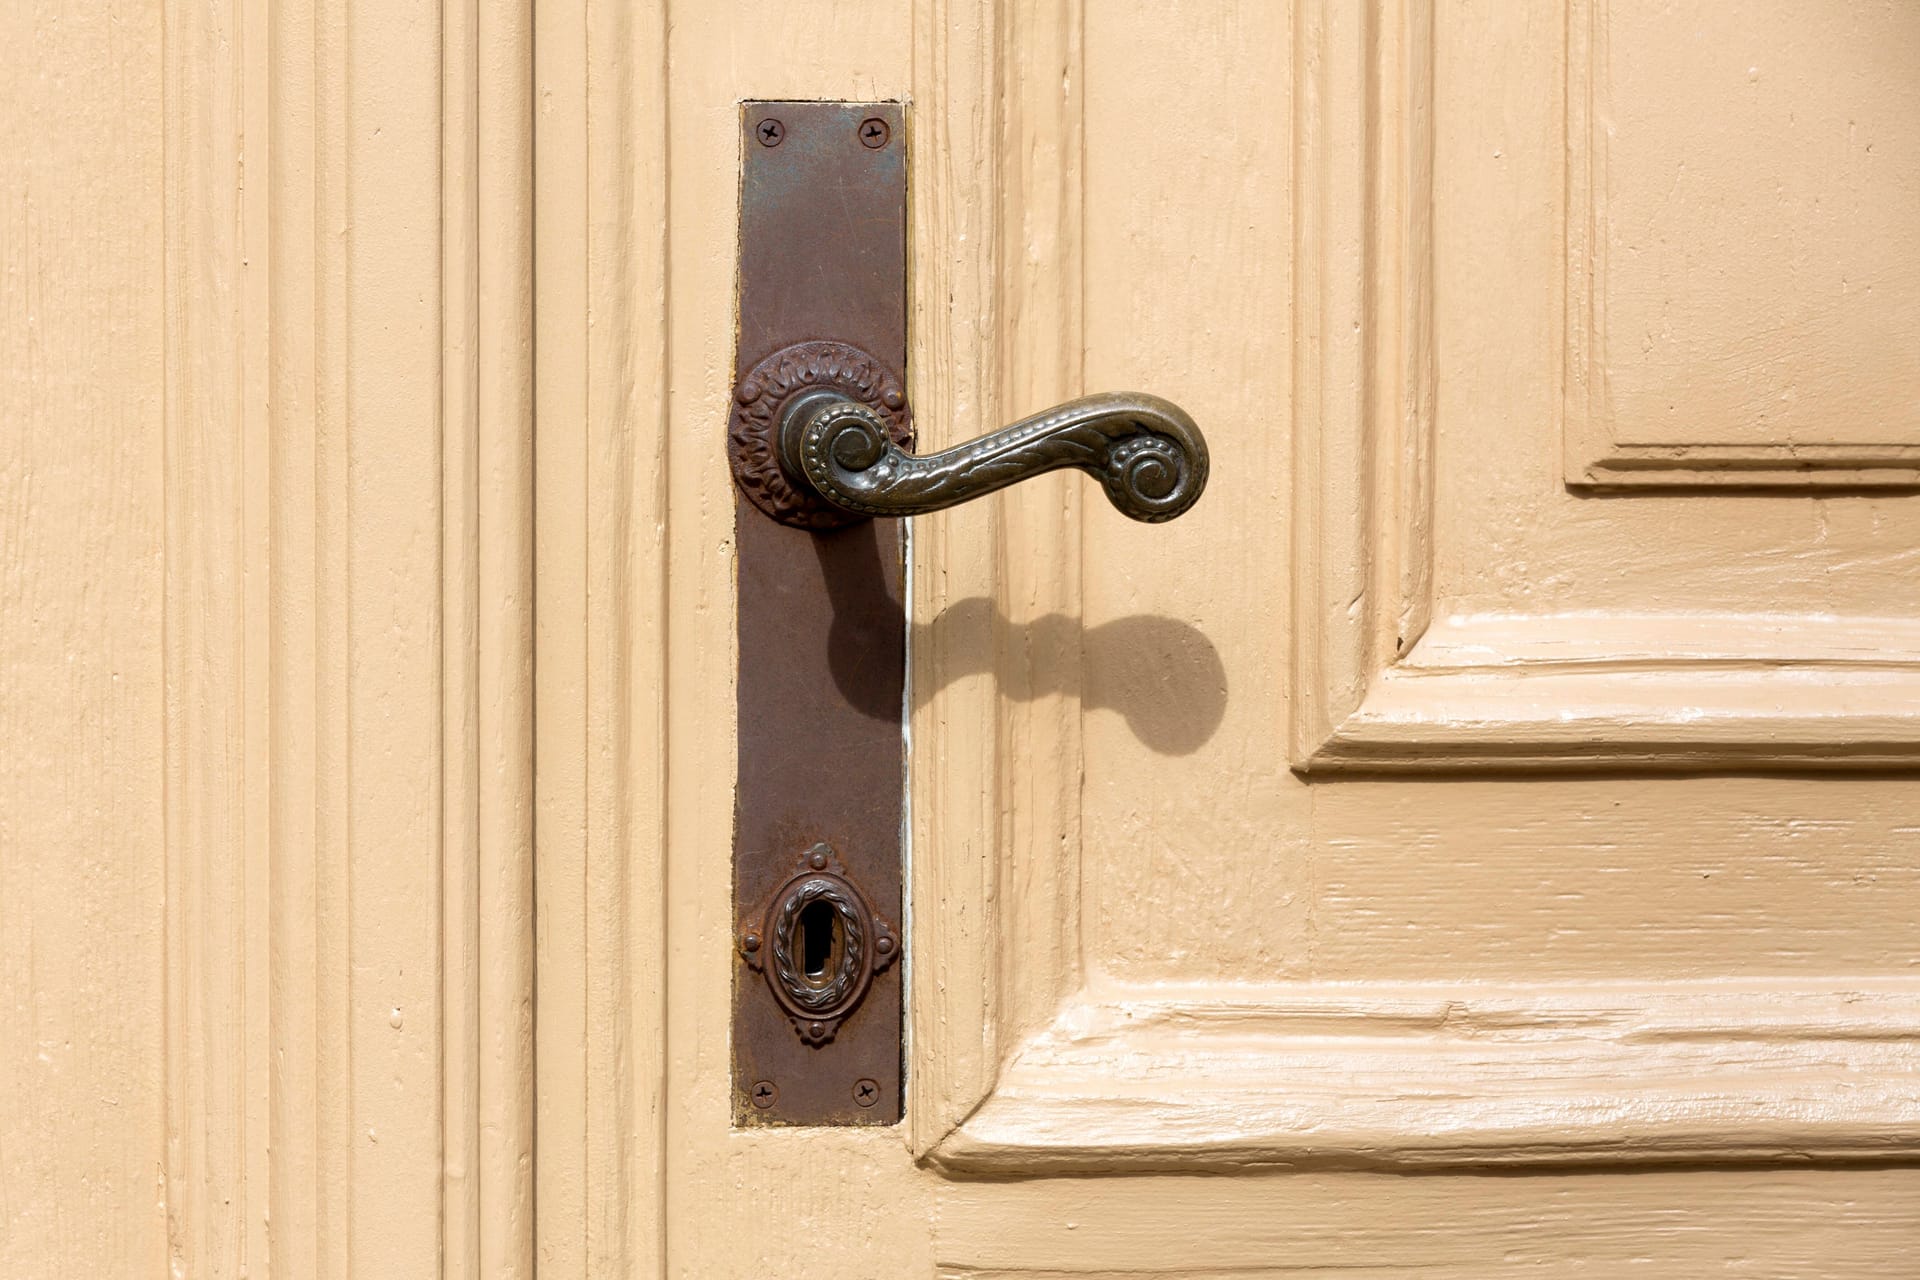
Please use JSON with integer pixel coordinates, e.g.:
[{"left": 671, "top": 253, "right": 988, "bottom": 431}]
[{"left": 797, "top": 900, "right": 841, "bottom": 985}]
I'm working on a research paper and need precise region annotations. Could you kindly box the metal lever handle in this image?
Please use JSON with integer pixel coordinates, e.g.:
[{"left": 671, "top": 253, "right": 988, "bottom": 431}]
[
  {"left": 779, "top": 389, "right": 1208, "bottom": 524},
  {"left": 727, "top": 341, "right": 1208, "bottom": 530}
]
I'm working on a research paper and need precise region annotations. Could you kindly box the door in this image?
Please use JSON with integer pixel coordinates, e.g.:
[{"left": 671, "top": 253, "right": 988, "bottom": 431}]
[
  {"left": 7, "top": 0, "right": 1919, "bottom": 1276},
  {"left": 540, "top": 0, "right": 1920, "bottom": 1273}
]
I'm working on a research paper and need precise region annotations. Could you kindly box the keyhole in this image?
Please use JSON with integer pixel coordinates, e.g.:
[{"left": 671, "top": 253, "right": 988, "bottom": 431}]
[{"left": 798, "top": 901, "right": 840, "bottom": 983}]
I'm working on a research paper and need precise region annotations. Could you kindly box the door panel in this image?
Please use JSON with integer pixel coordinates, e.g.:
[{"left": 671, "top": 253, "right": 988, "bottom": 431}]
[{"left": 1567, "top": 0, "right": 1920, "bottom": 481}]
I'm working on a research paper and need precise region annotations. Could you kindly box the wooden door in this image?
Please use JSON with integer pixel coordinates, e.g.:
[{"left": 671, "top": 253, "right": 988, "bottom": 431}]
[
  {"left": 558, "top": 0, "right": 1920, "bottom": 1273},
  {"left": 8, "top": 0, "right": 1919, "bottom": 1276}
]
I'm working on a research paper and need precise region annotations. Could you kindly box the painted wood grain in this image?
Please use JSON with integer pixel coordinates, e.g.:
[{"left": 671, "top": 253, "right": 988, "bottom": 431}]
[
  {"left": 2, "top": 1, "right": 168, "bottom": 1273},
  {"left": 531, "top": 0, "right": 668, "bottom": 1269},
  {"left": 1565, "top": 0, "right": 1920, "bottom": 487},
  {"left": 3, "top": 0, "right": 538, "bottom": 1272},
  {"left": 937, "top": 1168, "right": 1920, "bottom": 1277},
  {"left": 267, "top": 0, "right": 537, "bottom": 1273}
]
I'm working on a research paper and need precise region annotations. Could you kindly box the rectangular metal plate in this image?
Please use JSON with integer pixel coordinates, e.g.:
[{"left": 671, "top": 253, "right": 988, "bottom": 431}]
[{"left": 732, "top": 101, "right": 906, "bottom": 1126}]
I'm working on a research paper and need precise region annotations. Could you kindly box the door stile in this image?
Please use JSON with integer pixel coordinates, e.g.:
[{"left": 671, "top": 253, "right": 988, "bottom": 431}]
[{"left": 531, "top": 0, "right": 673, "bottom": 1273}]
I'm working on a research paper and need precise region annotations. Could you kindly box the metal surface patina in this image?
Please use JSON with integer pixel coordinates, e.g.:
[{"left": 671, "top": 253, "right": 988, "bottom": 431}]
[
  {"left": 776, "top": 386, "right": 1208, "bottom": 522},
  {"left": 729, "top": 348, "right": 1209, "bottom": 527},
  {"left": 739, "top": 843, "right": 898, "bottom": 1047},
  {"left": 728, "top": 340, "right": 915, "bottom": 530},
  {"left": 731, "top": 101, "right": 907, "bottom": 1127}
]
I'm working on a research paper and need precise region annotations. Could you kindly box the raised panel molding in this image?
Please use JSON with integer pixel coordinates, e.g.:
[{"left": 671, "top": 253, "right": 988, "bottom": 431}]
[
  {"left": 930, "top": 980, "right": 1920, "bottom": 1174},
  {"left": 914, "top": 0, "right": 1920, "bottom": 1181},
  {"left": 1563, "top": 0, "right": 1920, "bottom": 489},
  {"left": 1289, "top": 0, "right": 1920, "bottom": 773},
  {"left": 162, "top": 0, "right": 535, "bottom": 1272}
]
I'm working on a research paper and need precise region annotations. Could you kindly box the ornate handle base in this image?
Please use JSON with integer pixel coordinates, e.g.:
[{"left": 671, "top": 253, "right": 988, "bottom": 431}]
[{"left": 728, "top": 341, "right": 1209, "bottom": 528}]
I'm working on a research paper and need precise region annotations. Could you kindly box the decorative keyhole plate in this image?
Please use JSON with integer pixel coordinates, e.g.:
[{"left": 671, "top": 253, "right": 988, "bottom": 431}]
[{"left": 739, "top": 843, "right": 897, "bottom": 1046}]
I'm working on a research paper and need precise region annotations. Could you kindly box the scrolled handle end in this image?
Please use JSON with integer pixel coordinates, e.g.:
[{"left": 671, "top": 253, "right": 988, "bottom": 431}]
[{"left": 1085, "top": 394, "right": 1208, "bottom": 523}]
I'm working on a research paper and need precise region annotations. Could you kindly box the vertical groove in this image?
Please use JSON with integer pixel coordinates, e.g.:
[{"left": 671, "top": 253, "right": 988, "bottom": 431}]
[
  {"left": 646, "top": 4, "right": 673, "bottom": 1269},
  {"left": 440, "top": 0, "right": 482, "bottom": 1271},
  {"left": 477, "top": 0, "right": 537, "bottom": 1270},
  {"left": 316, "top": 0, "right": 352, "bottom": 1264},
  {"left": 266, "top": 0, "right": 321, "bottom": 1267},
  {"left": 531, "top": 0, "right": 590, "bottom": 1269},
  {"left": 162, "top": 0, "right": 257, "bottom": 1269}
]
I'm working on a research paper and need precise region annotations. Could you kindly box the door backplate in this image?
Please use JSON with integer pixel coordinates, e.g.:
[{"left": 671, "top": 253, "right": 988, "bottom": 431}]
[{"left": 730, "top": 100, "right": 907, "bottom": 1126}]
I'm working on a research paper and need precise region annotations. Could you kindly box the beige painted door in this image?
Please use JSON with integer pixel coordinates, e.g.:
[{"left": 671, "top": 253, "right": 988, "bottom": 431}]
[
  {"left": 559, "top": 0, "right": 1920, "bottom": 1273},
  {"left": 8, "top": 0, "right": 1920, "bottom": 1276}
]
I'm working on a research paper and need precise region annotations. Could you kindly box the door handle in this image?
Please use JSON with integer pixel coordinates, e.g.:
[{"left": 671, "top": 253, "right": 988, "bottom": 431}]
[{"left": 729, "top": 340, "right": 1209, "bottom": 529}]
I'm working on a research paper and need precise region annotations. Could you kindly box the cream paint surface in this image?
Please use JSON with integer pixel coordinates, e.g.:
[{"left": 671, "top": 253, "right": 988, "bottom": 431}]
[
  {"left": 2, "top": 1, "right": 167, "bottom": 1272},
  {"left": 8, "top": 0, "right": 539, "bottom": 1273},
  {"left": 1592, "top": 0, "right": 1920, "bottom": 453},
  {"left": 1082, "top": 2, "right": 1920, "bottom": 973},
  {"left": 1441, "top": 1, "right": 1920, "bottom": 612},
  {"left": 10, "top": 0, "right": 1920, "bottom": 1276},
  {"left": 1080, "top": 0, "right": 1307, "bottom": 981}
]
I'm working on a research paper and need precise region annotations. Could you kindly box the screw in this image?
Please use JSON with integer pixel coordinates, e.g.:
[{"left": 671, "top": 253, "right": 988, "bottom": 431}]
[
  {"left": 751, "top": 1080, "right": 778, "bottom": 1109},
  {"left": 858, "top": 117, "right": 889, "bottom": 149},
  {"left": 740, "top": 930, "right": 761, "bottom": 954},
  {"left": 853, "top": 1078, "right": 880, "bottom": 1108},
  {"left": 757, "top": 118, "right": 784, "bottom": 147},
  {"left": 808, "top": 847, "right": 829, "bottom": 870},
  {"left": 875, "top": 934, "right": 894, "bottom": 956}
]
